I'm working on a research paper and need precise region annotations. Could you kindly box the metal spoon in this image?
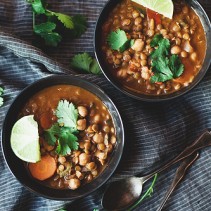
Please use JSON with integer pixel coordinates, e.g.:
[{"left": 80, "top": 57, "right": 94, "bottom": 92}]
[
  {"left": 102, "top": 130, "right": 211, "bottom": 210},
  {"left": 157, "top": 151, "right": 199, "bottom": 211}
]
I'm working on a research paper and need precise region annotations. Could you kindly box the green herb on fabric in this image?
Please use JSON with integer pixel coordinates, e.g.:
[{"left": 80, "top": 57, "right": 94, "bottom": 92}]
[
  {"left": 107, "top": 29, "right": 134, "bottom": 52},
  {"left": 26, "top": 0, "right": 87, "bottom": 46},
  {"left": 0, "top": 87, "right": 4, "bottom": 107},
  {"left": 43, "top": 100, "right": 79, "bottom": 156},
  {"left": 127, "top": 174, "right": 158, "bottom": 211},
  {"left": 70, "top": 53, "right": 102, "bottom": 75},
  {"left": 150, "top": 34, "right": 184, "bottom": 83}
]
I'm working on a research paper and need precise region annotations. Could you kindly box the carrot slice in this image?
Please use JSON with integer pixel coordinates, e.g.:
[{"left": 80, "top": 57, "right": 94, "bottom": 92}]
[
  {"left": 147, "top": 8, "right": 161, "bottom": 25},
  {"left": 28, "top": 154, "right": 57, "bottom": 181}
]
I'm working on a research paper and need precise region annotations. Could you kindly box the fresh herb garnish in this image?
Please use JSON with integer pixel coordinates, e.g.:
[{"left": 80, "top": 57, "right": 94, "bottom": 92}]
[
  {"left": 26, "top": 0, "right": 87, "bottom": 46},
  {"left": 0, "top": 87, "right": 4, "bottom": 107},
  {"left": 44, "top": 100, "right": 79, "bottom": 156},
  {"left": 150, "top": 34, "right": 184, "bottom": 83},
  {"left": 70, "top": 53, "right": 102, "bottom": 75},
  {"left": 107, "top": 29, "right": 134, "bottom": 52},
  {"left": 127, "top": 174, "right": 158, "bottom": 211}
]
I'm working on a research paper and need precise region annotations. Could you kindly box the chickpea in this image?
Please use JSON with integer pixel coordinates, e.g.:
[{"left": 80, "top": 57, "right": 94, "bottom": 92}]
[
  {"left": 141, "top": 60, "right": 147, "bottom": 66},
  {"left": 122, "top": 18, "right": 131, "bottom": 26},
  {"left": 75, "top": 165, "right": 81, "bottom": 171},
  {"left": 110, "top": 135, "right": 117, "bottom": 145},
  {"left": 97, "top": 143, "right": 106, "bottom": 151},
  {"left": 190, "top": 52, "right": 197, "bottom": 61},
  {"left": 93, "top": 133, "right": 104, "bottom": 144},
  {"left": 79, "top": 153, "right": 91, "bottom": 166},
  {"left": 134, "top": 17, "right": 142, "bottom": 26},
  {"left": 156, "top": 24, "right": 162, "bottom": 31},
  {"left": 147, "top": 29, "right": 155, "bottom": 37},
  {"left": 132, "top": 10, "right": 140, "bottom": 18},
  {"left": 86, "top": 162, "right": 96, "bottom": 171},
  {"left": 103, "top": 125, "right": 110, "bottom": 133},
  {"left": 77, "top": 106, "right": 88, "bottom": 117},
  {"left": 106, "top": 144, "right": 113, "bottom": 153},
  {"left": 183, "top": 33, "right": 190, "bottom": 40},
  {"left": 182, "top": 6, "right": 189, "bottom": 14},
  {"left": 149, "top": 19, "right": 155, "bottom": 30},
  {"left": 76, "top": 171, "right": 84, "bottom": 180},
  {"left": 79, "top": 141, "right": 85, "bottom": 149},
  {"left": 160, "top": 29, "right": 167, "bottom": 36},
  {"left": 58, "top": 156, "right": 66, "bottom": 164},
  {"left": 131, "top": 39, "right": 145, "bottom": 52},
  {"left": 176, "top": 31, "right": 182, "bottom": 38},
  {"left": 93, "top": 114, "right": 101, "bottom": 124},
  {"left": 69, "top": 178, "right": 81, "bottom": 190},
  {"left": 175, "top": 38, "right": 181, "bottom": 45},
  {"left": 84, "top": 142, "right": 91, "bottom": 150},
  {"left": 58, "top": 165, "right": 64, "bottom": 171},
  {"left": 140, "top": 53, "right": 147, "bottom": 60},
  {"left": 77, "top": 119, "right": 86, "bottom": 130},
  {"left": 86, "top": 174, "right": 93, "bottom": 182},
  {"left": 172, "top": 23, "right": 181, "bottom": 32},
  {"left": 171, "top": 46, "right": 181, "bottom": 55},
  {"left": 92, "top": 170, "right": 98, "bottom": 177},
  {"left": 181, "top": 51, "right": 188, "bottom": 58},
  {"left": 123, "top": 54, "right": 131, "bottom": 62},
  {"left": 92, "top": 124, "right": 99, "bottom": 132}
]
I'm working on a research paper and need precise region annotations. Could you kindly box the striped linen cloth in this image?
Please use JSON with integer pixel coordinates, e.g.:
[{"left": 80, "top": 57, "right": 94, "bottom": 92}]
[{"left": 0, "top": 0, "right": 211, "bottom": 210}]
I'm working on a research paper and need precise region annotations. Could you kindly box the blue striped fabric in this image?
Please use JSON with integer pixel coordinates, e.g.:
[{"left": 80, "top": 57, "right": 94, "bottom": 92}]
[{"left": 0, "top": 0, "right": 211, "bottom": 211}]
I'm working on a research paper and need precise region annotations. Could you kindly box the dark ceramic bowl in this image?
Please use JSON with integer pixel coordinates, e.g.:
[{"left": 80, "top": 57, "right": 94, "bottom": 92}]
[
  {"left": 1, "top": 75, "right": 124, "bottom": 200},
  {"left": 94, "top": 0, "right": 211, "bottom": 102}
]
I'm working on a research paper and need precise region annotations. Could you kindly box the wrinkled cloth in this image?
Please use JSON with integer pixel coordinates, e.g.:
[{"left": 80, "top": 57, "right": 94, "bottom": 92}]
[{"left": 0, "top": 0, "right": 211, "bottom": 211}]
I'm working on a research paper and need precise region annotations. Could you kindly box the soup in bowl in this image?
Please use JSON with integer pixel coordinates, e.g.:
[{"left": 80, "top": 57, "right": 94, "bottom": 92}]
[
  {"left": 95, "top": 0, "right": 211, "bottom": 101},
  {"left": 1, "top": 75, "right": 124, "bottom": 200}
]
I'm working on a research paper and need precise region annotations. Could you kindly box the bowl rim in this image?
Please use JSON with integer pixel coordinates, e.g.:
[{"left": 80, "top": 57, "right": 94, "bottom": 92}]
[
  {"left": 94, "top": 0, "right": 211, "bottom": 102},
  {"left": 1, "top": 75, "right": 125, "bottom": 200}
]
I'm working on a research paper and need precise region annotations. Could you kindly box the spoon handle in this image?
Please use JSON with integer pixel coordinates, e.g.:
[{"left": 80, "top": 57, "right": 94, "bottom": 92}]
[
  {"left": 156, "top": 152, "right": 199, "bottom": 211},
  {"left": 142, "top": 129, "right": 211, "bottom": 182}
]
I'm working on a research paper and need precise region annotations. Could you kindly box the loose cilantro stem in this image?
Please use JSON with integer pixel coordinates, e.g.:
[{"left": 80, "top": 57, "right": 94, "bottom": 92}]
[{"left": 127, "top": 174, "right": 158, "bottom": 211}]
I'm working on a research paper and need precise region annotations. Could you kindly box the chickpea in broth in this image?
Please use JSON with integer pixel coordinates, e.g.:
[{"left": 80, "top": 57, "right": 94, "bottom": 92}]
[
  {"left": 101, "top": 0, "right": 206, "bottom": 95},
  {"left": 20, "top": 85, "right": 116, "bottom": 190}
]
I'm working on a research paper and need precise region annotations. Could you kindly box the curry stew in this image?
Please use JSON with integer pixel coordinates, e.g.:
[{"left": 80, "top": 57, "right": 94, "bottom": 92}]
[
  {"left": 101, "top": 0, "right": 206, "bottom": 95},
  {"left": 20, "top": 85, "right": 116, "bottom": 190}
]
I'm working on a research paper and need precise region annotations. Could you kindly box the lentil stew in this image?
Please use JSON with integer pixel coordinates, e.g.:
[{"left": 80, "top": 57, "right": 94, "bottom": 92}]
[
  {"left": 20, "top": 85, "right": 117, "bottom": 190},
  {"left": 100, "top": 0, "right": 207, "bottom": 95}
]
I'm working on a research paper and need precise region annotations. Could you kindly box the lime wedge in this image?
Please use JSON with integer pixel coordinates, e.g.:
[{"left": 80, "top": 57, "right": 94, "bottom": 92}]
[
  {"left": 132, "top": 0, "right": 174, "bottom": 19},
  {"left": 10, "top": 115, "right": 41, "bottom": 163}
]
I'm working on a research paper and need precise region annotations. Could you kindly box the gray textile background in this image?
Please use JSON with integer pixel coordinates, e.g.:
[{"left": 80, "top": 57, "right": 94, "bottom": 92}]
[{"left": 0, "top": 0, "right": 211, "bottom": 210}]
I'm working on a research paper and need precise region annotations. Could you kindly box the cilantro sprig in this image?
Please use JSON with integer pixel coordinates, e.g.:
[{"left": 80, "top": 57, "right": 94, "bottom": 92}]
[
  {"left": 44, "top": 100, "right": 79, "bottom": 156},
  {"left": 127, "top": 174, "right": 158, "bottom": 211},
  {"left": 150, "top": 34, "right": 184, "bottom": 83},
  {"left": 107, "top": 29, "right": 134, "bottom": 52},
  {"left": 26, "top": 0, "right": 87, "bottom": 46},
  {"left": 0, "top": 87, "right": 4, "bottom": 107},
  {"left": 70, "top": 53, "right": 102, "bottom": 75}
]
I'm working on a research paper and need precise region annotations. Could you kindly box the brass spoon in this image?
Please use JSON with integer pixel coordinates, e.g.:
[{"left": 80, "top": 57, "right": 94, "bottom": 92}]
[{"left": 102, "top": 130, "right": 211, "bottom": 210}]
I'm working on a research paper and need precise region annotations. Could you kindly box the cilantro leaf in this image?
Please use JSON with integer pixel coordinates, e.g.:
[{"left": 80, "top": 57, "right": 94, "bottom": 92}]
[
  {"left": 119, "top": 39, "right": 134, "bottom": 53},
  {"left": 56, "top": 100, "right": 78, "bottom": 131},
  {"left": 107, "top": 29, "right": 128, "bottom": 51},
  {"left": 90, "top": 59, "right": 102, "bottom": 75},
  {"left": 70, "top": 53, "right": 102, "bottom": 75},
  {"left": 150, "top": 38, "right": 170, "bottom": 60},
  {"left": 71, "top": 15, "right": 87, "bottom": 38},
  {"left": 54, "top": 12, "right": 74, "bottom": 29},
  {"left": 56, "top": 127, "right": 79, "bottom": 155},
  {"left": 44, "top": 123, "right": 60, "bottom": 146},
  {"left": 34, "top": 22, "right": 62, "bottom": 46},
  {"left": 150, "top": 34, "right": 163, "bottom": 47},
  {"left": 0, "top": 87, "right": 4, "bottom": 107},
  {"left": 169, "top": 54, "right": 184, "bottom": 78},
  {"left": 27, "top": 0, "right": 46, "bottom": 14},
  {"left": 150, "top": 34, "right": 184, "bottom": 83}
]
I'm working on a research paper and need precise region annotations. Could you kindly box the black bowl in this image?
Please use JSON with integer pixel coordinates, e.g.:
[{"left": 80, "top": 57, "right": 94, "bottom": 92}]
[
  {"left": 1, "top": 75, "right": 124, "bottom": 200},
  {"left": 94, "top": 0, "right": 211, "bottom": 102}
]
